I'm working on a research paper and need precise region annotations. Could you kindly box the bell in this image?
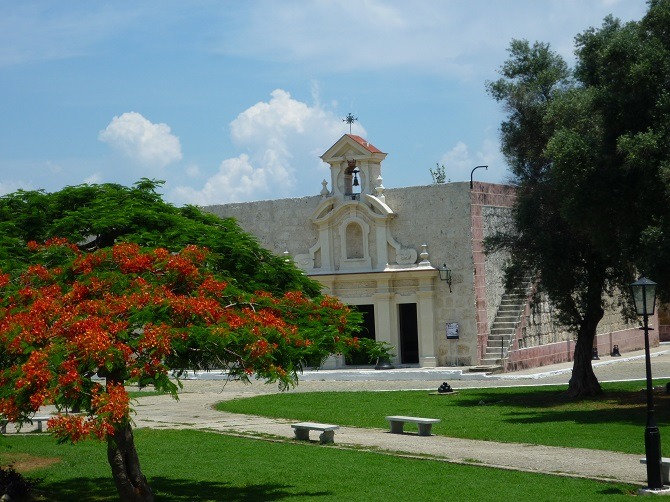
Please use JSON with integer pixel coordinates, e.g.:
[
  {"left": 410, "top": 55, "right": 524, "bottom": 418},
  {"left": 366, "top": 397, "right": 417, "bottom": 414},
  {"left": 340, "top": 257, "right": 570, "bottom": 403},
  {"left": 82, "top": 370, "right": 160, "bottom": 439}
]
[
  {"left": 611, "top": 345, "right": 621, "bottom": 357},
  {"left": 353, "top": 172, "right": 359, "bottom": 187}
]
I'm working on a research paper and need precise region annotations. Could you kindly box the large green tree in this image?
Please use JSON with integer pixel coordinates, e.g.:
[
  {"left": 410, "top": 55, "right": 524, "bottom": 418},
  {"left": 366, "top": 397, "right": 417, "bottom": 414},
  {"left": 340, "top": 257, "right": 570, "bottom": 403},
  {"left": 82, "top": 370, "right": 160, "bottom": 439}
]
[
  {"left": 0, "top": 241, "right": 358, "bottom": 502},
  {"left": 0, "top": 181, "right": 364, "bottom": 501},
  {"left": 486, "top": 0, "right": 670, "bottom": 397}
]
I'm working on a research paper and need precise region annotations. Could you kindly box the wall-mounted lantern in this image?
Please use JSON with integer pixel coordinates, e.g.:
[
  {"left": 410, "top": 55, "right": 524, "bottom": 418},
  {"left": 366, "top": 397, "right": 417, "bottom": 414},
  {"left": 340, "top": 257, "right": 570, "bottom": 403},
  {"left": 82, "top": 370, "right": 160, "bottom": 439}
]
[{"left": 438, "top": 263, "right": 452, "bottom": 292}]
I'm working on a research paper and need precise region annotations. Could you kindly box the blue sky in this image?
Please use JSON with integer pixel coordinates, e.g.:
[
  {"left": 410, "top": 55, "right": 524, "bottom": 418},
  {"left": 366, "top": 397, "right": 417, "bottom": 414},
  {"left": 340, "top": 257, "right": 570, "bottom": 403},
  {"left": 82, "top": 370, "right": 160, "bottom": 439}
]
[{"left": 1, "top": 0, "right": 648, "bottom": 205}]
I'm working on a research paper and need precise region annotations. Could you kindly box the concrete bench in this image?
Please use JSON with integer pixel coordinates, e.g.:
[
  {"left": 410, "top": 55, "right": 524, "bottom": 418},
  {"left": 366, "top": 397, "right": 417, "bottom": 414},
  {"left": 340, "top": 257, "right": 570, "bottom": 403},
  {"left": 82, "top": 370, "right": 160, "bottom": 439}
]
[
  {"left": 291, "top": 422, "right": 340, "bottom": 444},
  {"left": 385, "top": 416, "right": 441, "bottom": 436},
  {"left": 1, "top": 415, "right": 51, "bottom": 434},
  {"left": 640, "top": 457, "right": 670, "bottom": 484}
]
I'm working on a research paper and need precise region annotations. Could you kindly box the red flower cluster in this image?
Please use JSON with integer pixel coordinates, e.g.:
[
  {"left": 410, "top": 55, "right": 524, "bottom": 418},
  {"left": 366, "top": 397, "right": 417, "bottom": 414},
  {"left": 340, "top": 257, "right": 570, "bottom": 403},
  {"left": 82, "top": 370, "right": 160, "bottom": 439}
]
[{"left": 0, "top": 239, "right": 358, "bottom": 442}]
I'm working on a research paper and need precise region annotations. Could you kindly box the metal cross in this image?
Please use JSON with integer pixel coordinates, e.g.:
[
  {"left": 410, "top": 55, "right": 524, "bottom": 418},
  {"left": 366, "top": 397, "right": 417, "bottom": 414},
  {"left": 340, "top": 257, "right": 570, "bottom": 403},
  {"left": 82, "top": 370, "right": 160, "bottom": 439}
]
[{"left": 343, "top": 113, "right": 358, "bottom": 133}]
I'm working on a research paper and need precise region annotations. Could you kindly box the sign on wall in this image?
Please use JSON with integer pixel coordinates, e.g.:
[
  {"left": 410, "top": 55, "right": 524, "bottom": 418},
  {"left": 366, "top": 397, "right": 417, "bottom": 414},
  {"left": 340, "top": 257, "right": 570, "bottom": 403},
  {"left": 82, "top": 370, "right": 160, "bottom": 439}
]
[{"left": 446, "top": 322, "right": 459, "bottom": 339}]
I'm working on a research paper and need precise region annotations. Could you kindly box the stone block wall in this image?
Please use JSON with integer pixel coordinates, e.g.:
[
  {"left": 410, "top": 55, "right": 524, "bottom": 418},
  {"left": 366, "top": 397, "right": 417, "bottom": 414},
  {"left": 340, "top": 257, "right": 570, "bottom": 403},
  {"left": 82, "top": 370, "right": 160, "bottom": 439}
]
[
  {"left": 204, "top": 182, "right": 485, "bottom": 367},
  {"left": 519, "top": 293, "right": 635, "bottom": 350},
  {"left": 205, "top": 196, "right": 321, "bottom": 258},
  {"left": 505, "top": 290, "right": 652, "bottom": 371},
  {"left": 362, "top": 183, "right": 480, "bottom": 366}
]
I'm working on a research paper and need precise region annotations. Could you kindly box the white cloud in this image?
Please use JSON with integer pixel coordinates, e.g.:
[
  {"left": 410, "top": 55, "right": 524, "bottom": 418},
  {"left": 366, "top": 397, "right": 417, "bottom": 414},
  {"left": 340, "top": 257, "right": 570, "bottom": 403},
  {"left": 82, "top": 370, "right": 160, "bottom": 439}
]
[
  {"left": 169, "top": 89, "right": 363, "bottom": 205},
  {"left": 185, "top": 164, "right": 201, "bottom": 177},
  {"left": 215, "top": 0, "right": 647, "bottom": 80},
  {"left": 83, "top": 172, "right": 103, "bottom": 185},
  {"left": 99, "top": 112, "right": 182, "bottom": 168},
  {"left": 171, "top": 154, "right": 260, "bottom": 204}
]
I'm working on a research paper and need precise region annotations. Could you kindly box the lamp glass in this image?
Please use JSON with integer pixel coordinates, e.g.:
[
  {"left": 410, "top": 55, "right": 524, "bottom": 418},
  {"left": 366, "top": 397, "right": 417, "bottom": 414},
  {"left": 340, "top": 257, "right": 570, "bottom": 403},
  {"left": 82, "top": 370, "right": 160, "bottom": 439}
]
[
  {"left": 630, "top": 277, "right": 657, "bottom": 316},
  {"left": 439, "top": 264, "right": 451, "bottom": 282}
]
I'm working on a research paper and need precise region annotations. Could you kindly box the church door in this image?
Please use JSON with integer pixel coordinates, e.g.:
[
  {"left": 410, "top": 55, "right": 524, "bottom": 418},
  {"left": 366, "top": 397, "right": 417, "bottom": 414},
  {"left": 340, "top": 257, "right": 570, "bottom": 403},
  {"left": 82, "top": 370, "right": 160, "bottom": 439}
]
[{"left": 399, "top": 303, "right": 419, "bottom": 364}]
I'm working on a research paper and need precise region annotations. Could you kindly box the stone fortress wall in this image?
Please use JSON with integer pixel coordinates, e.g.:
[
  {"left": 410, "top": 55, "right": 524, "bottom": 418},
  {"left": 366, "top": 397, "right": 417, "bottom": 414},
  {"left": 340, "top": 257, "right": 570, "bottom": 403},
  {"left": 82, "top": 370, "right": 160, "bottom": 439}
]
[{"left": 204, "top": 178, "right": 649, "bottom": 369}]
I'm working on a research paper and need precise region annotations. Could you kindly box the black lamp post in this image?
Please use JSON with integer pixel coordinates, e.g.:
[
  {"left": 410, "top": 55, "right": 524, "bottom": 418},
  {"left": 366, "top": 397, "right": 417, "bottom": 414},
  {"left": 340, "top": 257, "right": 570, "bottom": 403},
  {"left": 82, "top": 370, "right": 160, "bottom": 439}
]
[
  {"left": 469, "top": 165, "right": 487, "bottom": 189},
  {"left": 630, "top": 277, "right": 664, "bottom": 489}
]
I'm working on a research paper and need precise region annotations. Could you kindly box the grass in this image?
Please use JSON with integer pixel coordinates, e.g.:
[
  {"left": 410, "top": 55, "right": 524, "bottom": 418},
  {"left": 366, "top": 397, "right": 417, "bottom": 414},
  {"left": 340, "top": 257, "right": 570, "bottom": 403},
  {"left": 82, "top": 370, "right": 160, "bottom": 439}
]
[
  {"left": 0, "top": 429, "right": 636, "bottom": 501},
  {"left": 216, "top": 380, "right": 670, "bottom": 455}
]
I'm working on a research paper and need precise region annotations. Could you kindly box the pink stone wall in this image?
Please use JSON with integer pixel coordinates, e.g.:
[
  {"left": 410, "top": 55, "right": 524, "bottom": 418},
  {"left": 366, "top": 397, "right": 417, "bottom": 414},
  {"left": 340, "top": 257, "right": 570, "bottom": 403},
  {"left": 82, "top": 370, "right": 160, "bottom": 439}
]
[
  {"left": 504, "top": 314, "right": 659, "bottom": 372},
  {"left": 470, "top": 182, "right": 517, "bottom": 361}
]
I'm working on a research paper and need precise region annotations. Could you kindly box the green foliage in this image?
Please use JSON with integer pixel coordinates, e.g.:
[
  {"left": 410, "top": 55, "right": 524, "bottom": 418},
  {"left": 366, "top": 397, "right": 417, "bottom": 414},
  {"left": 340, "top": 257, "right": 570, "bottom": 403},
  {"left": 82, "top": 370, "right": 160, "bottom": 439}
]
[
  {"left": 485, "top": 2, "right": 670, "bottom": 395},
  {"left": 0, "top": 181, "right": 364, "bottom": 500},
  {"left": 0, "top": 179, "right": 321, "bottom": 297},
  {"left": 344, "top": 338, "right": 395, "bottom": 365},
  {"left": 429, "top": 163, "right": 447, "bottom": 184}
]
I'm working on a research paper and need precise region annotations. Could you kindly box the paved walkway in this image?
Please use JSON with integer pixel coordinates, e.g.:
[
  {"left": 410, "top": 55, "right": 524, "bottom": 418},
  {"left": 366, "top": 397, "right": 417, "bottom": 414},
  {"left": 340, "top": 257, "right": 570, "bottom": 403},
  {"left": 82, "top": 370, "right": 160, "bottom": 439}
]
[{"left": 126, "top": 345, "right": 670, "bottom": 487}]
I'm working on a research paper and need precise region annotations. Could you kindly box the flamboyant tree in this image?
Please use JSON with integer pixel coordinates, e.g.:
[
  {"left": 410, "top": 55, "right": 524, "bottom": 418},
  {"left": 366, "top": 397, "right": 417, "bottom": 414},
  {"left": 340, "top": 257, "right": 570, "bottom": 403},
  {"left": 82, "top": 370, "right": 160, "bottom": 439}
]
[{"left": 0, "top": 239, "right": 359, "bottom": 502}]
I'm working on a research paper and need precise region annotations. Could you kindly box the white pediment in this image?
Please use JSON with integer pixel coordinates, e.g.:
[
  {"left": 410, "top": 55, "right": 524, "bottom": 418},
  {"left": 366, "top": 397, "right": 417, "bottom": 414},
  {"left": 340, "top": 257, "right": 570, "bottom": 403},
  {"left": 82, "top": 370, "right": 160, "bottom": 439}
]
[{"left": 320, "top": 134, "right": 387, "bottom": 164}]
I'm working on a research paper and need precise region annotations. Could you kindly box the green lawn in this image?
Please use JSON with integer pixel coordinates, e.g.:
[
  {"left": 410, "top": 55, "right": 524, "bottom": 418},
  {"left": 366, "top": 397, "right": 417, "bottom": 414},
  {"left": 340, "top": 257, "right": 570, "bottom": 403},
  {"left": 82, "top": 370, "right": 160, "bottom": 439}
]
[
  {"left": 0, "top": 429, "right": 636, "bottom": 501},
  {"left": 216, "top": 380, "right": 670, "bottom": 455}
]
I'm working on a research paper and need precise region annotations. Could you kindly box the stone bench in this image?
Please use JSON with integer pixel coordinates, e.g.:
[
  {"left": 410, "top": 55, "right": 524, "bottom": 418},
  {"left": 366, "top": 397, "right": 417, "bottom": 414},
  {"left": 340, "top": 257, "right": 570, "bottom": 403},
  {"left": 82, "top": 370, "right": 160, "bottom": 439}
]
[
  {"left": 385, "top": 416, "right": 441, "bottom": 436},
  {"left": 1, "top": 415, "right": 51, "bottom": 434},
  {"left": 291, "top": 422, "right": 340, "bottom": 444},
  {"left": 640, "top": 457, "right": 670, "bottom": 484}
]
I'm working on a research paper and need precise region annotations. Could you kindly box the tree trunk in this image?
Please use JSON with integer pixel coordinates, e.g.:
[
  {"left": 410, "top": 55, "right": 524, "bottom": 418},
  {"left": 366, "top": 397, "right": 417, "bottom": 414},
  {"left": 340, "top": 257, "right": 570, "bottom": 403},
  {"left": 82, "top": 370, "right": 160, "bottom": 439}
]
[
  {"left": 107, "top": 423, "right": 154, "bottom": 502},
  {"left": 567, "top": 301, "right": 604, "bottom": 398}
]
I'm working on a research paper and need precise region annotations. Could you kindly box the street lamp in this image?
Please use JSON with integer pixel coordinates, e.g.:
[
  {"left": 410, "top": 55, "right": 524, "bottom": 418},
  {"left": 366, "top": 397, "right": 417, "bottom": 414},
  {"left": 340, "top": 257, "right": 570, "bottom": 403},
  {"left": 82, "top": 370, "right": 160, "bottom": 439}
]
[
  {"left": 630, "top": 277, "right": 664, "bottom": 490},
  {"left": 469, "top": 165, "right": 488, "bottom": 189},
  {"left": 438, "top": 263, "right": 452, "bottom": 292}
]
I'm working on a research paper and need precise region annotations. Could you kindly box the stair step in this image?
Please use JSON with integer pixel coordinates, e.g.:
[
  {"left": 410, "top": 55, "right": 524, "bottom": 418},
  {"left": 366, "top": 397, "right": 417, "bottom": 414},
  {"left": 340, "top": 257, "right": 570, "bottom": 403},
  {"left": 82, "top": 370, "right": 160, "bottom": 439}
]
[
  {"left": 487, "top": 339, "right": 513, "bottom": 346},
  {"left": 483, "top": 278, "right": 532, "bottom": 366},
  {"left": 469, "top": 365, "right": 501, "bottom": 373},
  {"left": 491, "top": 321, "right": 516, "bottom": 328},
  {"left": 487, "top": 337, "right": 511, "bottom": 344},
  {"left": 488, "top": 332, "right": 513, "bottom": 338},
  {"left": 490, "top": 329, "right": 514, "bottom": 336},
  {"left": 498, "top": 305, "right": 523, "bottom": 311}
]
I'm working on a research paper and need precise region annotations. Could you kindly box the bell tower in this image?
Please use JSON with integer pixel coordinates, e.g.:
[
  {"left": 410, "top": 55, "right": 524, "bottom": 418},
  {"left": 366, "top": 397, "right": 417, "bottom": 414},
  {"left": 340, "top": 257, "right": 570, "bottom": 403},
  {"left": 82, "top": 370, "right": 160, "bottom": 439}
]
[{"left": 320, "top": 134, "right": 387, "bottom": 200}]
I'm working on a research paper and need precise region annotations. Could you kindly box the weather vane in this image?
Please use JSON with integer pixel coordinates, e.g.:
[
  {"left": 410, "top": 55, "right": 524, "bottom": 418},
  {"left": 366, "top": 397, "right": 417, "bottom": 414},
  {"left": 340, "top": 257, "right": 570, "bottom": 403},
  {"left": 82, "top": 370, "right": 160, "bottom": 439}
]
[{"left": 343, "top": 113, "right": 358, "bottom": 133}]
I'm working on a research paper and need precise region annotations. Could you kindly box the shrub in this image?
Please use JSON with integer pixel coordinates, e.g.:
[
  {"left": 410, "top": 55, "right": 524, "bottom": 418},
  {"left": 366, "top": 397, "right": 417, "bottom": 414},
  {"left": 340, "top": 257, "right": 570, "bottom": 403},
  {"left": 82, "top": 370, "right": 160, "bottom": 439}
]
[{"left": 0, "top": 465, "right": 41, "bottom": 501}]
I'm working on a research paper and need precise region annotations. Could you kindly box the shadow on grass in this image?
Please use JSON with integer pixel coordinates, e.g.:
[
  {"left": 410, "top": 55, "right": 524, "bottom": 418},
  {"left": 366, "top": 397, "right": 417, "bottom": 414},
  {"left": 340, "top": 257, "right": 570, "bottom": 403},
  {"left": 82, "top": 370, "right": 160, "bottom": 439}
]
[
  {"left": 33, "top": 476, "right": 117, "bottom": 502},
  {"left": 598, "top": 486, "right": 636, "bottom": 496},
  {"left": 452, "top": 387, "right": 670, "bottom": 427},
  {"left": 500, "top": 407, "right": 647, "bottom": 427},
  {"left": 37, "top": 476, "right": 332, "bottom": 501}
]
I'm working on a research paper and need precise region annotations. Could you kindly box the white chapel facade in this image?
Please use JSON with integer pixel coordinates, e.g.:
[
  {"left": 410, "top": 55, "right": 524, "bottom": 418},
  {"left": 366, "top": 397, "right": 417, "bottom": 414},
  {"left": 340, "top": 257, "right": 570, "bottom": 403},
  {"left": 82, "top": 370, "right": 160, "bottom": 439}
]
[{"left": 204, "top": 134, "right": 647, "bottom": 370}]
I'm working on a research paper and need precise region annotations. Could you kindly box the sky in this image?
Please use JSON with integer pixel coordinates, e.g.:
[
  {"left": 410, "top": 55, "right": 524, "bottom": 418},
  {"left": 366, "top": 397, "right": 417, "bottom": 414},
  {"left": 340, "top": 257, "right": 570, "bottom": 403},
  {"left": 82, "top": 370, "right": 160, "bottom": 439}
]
[{"left": 0, "top": 0, "right": 649, "bottom": 206}]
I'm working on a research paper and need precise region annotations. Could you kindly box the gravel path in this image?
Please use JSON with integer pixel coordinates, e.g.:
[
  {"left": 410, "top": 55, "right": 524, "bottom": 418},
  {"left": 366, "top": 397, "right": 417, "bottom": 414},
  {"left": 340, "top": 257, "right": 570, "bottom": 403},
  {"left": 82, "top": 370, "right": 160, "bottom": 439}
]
[{"left": 126, "top": 346, "right": 670, "bottom": 487}]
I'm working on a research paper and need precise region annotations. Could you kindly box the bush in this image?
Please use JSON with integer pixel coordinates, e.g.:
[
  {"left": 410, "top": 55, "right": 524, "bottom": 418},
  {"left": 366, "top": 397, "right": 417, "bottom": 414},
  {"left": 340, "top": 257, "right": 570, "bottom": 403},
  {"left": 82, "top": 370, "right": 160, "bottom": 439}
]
[
  {"left": 345, "top": 338, "right": 395, "bottom": 366},
  {"left": 0, "top": 465, "right": 41, "bottom": 501}
]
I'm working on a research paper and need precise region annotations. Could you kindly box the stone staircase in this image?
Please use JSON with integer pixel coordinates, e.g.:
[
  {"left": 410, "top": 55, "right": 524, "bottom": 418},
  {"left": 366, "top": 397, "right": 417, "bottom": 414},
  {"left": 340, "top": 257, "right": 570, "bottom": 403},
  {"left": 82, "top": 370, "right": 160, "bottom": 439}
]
[{"left": 478, "top": 281, "right": 531, "bottom": 369}]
